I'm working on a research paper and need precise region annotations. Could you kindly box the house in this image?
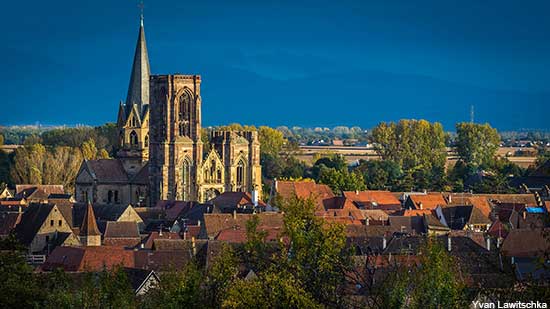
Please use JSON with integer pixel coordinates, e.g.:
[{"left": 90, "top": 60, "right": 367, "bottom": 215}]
[
  {"left": 208, "top": 191, "right": 266, "bottom": 213},
  {"left": 41, "top": 246, "right": 135, "bottom": 271},
  {"left": 500, "top": 228, "right": 550, "bottom": 281},
  {"left": 15, "top": 185, "right": 65, "bottom": 203},
  {"left": 271, "top": 180, "right": 334, "bottom": 211},
  {"left": 404, "top": 193, "right": 447, "bottom": 210},
  {"left": 0, "top": 211, "right": 22, "bottom": 238},
  {"left": 201, "top": 212, "right": 284, "bottom": 240},
  {"left": 0, "top": 185, "right": 13, "bottom": 199},
  {"left": 103, "top": 221, "right": 141, "bottom": 247},
  {"left": 73, "top": 203, "right": 144, "bottom": 231},
  {"left": 123, "top": 268, "right": 160, "bottom": 296},
  {"left": 343, "top": 191, "right": 402, "bottom": 212},
  {"left": 438, "top": 205, "right": 491, "bottom": 232},
  {"left": 14, "top": 203, "right": 80, "bottom": 253}
]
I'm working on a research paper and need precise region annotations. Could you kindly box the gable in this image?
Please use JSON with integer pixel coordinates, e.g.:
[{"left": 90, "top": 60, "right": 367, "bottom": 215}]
[
  {"left": 118, "top": 206, "right": 144, "bottom": 224},
  {"left": 76, "top": 166, "right": 95, "bottom": 184}
]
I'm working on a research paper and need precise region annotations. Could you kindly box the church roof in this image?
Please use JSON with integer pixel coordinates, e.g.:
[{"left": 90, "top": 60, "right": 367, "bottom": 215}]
[
  {"left": 84, "top": 159, "right": 129, "bottom": 183},
  {"left": 125, "top": 19, "right": 150, "bottom": 118},
  {"left": 79, "top": 202, "right": 101, "bottom": 237}
]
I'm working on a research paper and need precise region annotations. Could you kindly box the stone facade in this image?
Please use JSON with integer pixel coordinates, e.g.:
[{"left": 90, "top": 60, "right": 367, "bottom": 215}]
[{"left": 148, "top": 75, "right": 262, "bottom": 203}]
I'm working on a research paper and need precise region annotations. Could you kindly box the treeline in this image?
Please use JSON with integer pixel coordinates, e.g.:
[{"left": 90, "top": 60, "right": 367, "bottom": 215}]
[
  {"left": 0, "top": 124, "right": 117, "bottom": 191},
  {"left": 261, "top": 120, "right": 536, "bottom": 194}
]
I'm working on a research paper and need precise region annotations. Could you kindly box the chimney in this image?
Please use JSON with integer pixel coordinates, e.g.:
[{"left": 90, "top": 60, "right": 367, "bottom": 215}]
[
  {"left": 197, "top": 220, "right": 201, "bottom": 227},
  {"left": 233, "top": 210, "right": 237, "bottom": 219},
  {"left": 140, "top": 243, "right": 144, "bottom": 249},
  {"left": 486, "top": 237, "right": 491, "bottom": 251},
  {"left": 355, "top": 190, "right": 359, "bottom": 195},
  {"left": 382, "top": 236, "right": 387, "bottom": 250},
  {"left": 366, "top": 218, "right": 370, "bottom": 226},
  {"left": 274, "top": 178, "right": 278, "bottom": 192},
  {"left": 252, "top": 189, "right": 259, "bottom": 207},
  {"left": 522, "top": 211, "right": 526, "bottom": 220},
  {"left": 159, "top": 227, "right": 163, "bottom": 237},
  {"left": 447, "top": 236, "right": 452, "bottom": 252},
  {"left": 419, "top": 202, "right": 423, "bottom": 210},
  {"left": 191, "top": 236, "right": 196, "bottom": 255},
  {"left": 448, "top": 194, "right": 452, "bottom": 204}
]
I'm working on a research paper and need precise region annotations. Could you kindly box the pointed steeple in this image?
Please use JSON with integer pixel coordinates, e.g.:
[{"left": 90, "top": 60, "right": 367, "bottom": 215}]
[
  {"left": 79, "top": 202, "right": 101, "bottom": 237},
  {"left": 126, "top": 17, "right": 150, "bottom": 116}
]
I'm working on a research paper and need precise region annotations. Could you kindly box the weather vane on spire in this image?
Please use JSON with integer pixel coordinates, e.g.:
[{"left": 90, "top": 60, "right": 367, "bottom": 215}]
[{"left": 138, "top": 0, "right": 144, "bottom": 26}]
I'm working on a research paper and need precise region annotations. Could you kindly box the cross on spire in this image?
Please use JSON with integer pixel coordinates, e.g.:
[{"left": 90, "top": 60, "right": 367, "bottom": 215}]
[{"left": 138, "top": 0, "right": 144, "bottom": 26}]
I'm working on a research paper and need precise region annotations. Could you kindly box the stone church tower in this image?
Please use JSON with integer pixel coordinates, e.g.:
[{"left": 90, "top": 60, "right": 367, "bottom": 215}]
[
  {"left": 116, "top": 16, "right": 150, "bottom": 176},
  {"left": 148, "top": 75, "right": 262, "bottom": 203}
]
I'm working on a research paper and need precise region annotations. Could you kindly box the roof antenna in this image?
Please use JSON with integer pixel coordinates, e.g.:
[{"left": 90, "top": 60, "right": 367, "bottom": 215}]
[{"left": 138, "top": 0, "right": 145, "bottom": 26}]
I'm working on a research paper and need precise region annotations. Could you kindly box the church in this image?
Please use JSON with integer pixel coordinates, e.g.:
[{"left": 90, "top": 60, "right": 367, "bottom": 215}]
[{"left": 75, "top": 17, "right": 262, "bottom": 206}]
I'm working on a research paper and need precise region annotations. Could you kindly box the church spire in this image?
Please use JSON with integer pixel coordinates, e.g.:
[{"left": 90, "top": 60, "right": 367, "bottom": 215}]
[{"left": 125, "top": 13, "right": 150, "bottom": 116}]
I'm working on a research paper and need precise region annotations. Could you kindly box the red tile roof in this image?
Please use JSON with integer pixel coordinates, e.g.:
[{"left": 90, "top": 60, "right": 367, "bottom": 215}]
[
  {"left": 501, "top": 228, "right": 550, "bottom": 257},
  {"left": 275, "top": 180, "right": 334, "bottom": 211},
  {"left": 0, "top": 212, "right": 22, "bottom": 236},
  {"left": 407, "top": 194, "right": 447, "bottom": 210},
  {"left": 154, "top": 200, "right": 194, "bottom": 221},
  {"left": 42, "top": 246, "right": 135, "bottom": 272},
  {"left": 142, "top": 231, "right": 182, "bottom": 249},
  {"left": 79, "top": 202, "right": 101, "bottom": 237},
  {"left": 209, "top": 192, "right": 266, "bottom": 208},
  {"left": 215, "top": 227, "right": 283, "bottom": 243},
  {"left": 343, "top": 191, "right": 401, "bottom": 207}
]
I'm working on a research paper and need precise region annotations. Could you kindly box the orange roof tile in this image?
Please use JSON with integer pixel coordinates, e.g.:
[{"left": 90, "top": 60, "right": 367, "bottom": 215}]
[
  {"left": 343, "top": 190, "right": 401, "bottom": 206},
  {"left": 407, "top": 194, "right": 447, "bottom": 210}
]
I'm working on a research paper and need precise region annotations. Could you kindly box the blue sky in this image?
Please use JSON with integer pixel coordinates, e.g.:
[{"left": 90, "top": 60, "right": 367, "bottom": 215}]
[{"left": 1, "top": 0, "right": 548, "bottom": 130}]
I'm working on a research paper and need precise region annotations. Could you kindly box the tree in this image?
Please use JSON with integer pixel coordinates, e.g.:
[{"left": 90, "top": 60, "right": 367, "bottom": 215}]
[
  {"left": 258, "top": 126, "right": 285, "bottom": 157},
  {"left": 318, "top": 167, "right": 366, "bottom": 193},
  {"left": 278, "top": 196, "right": 351, "bottom": 306},
  {"left": 355, "top": 160, "right": 402, "bottom": 190},
  {"left": 371, "top": 120, "right": 447, "bottom": 190},
  {"left": 222, "top": 269, "right": 322, "bottom": 309},
  {"left": 204, "top": 245, "right": 239, "bottom": 308},
  {"left": 143, "top": 262, "right": 204, "bottom": 308},
  {"left": 0, "top": 251, "right": 44, "bottom": 307},
  {"left": 455, "top": 122, "right": 500, "bottom": 170},
  {"left": 81, "top": 138, "right": 98, "bottom": 160}
]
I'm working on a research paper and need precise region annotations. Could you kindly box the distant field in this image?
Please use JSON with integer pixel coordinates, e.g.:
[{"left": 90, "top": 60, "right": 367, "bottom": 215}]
[{"left": 291, "top": 145, "right": 537, "bottom": 168}]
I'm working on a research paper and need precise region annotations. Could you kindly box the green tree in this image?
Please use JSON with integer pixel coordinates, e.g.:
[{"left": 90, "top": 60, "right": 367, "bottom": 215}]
[
  {"left": 0, "top": 251, "right": 44, "bottom": 307},
  {"left": 204, "top": 244, "right": 239, "bottom": 308},
  {"left": 356, "top": 160, "right": 402, "bottom": 190},
  {"left": 371, "top": 120, "right": 447, "bottom": 190},
  {"left": 258, "top": 126, "right": 285, "bottom": 156},
  {"left": 143, "top": 262, "right": 204, "bottom": 308},
  {"left": 455, "top": 122, "right": 500, "bottom": 169},
  {"left": 318, "top": 167, "right": 366, "bottom": 193},
  {"left": 222, "top": 270, "right": 322, "bottom": 309}
]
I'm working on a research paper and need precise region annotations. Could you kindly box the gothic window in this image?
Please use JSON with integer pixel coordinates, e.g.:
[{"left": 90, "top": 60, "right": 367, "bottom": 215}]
[
  {"left": 131, "top": 117, "right": 136, "bottom": 127},
  {"left": 217, "top": 169, "right": 222, "bottom": 182},
  {"left": 182, "top": 159, "right": 191, "bottom": 200},
  {"left": 144, "top": 135, "right": 149, "bottom": 147},
  {"left": 210, "top": 160, "right": 216, "bottom": 181},
  {"left": 108, "top": 190, "right": 113, "bottom": 204},
  {"left": 130, "top": 131, "right": 138, "bottom": 145},
  {"left": 178, "top": 91, "right": 192, "bottom": 136},
  {"left": 114, "top": 191, "right": 119, "bottom": 203},
  {"left": 236, "top": 160, "right": 245, "bottom": 189}
]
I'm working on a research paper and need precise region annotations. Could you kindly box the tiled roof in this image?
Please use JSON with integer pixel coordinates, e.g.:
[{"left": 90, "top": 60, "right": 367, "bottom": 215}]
[
  {"left": 275, "top": 180, "right": 334, "bottom": 211},
  {"left": 141, "top": 231, "right": 182, "bottom": 249},
  {"left": 321, "top": 196, "right": 357, "bottom": 210},
  {"left": 397, "top": 209, "right": 434, "bottom": 217},
  {"left": 14, "top": 203, "right": 56, "bottom": 245},
  {"left": 407, "top": 194, "right": 447, "bottom": 210},
  {"left": 209, "top": 192, "right": 266, "bottom": 209},
  {"left": 15, "top": 185, "right": 64, "bottom": 197},
  {"left": 203, "top": 213, "right": 284, "bottom": 239},
  {"left": 441, "top": 206, "right": 491, "bottom": 230},
  {"left": 73, "top": 203, "right": 133, "bottom": 227},
  {"left": 530, "top": 159, "right": 550, "bottom": 177},
  {"left": 343, "top": 191, "right": 401, "bottom": 207},
  {"left": 501, "top": 228, "right": 550, "bottom": 258},
  {"left": 154, "top": 200, "right": 194, "bottom": 221},
  {"left": 0, "top": 211, "right": 21, "bottom": 236},
  {"left": 79, "top": 203, "right": 101, "bottom": 237},
  {"left": 42, "top": 246, "right": 135, "bottom": 272},
  {"left": 215, "top": 227, "right": 283, "bottom": 243},
  {"left": 487, "top": 220, "right": 509, "bottom": 239},
  {"left": 388, "top": 216, "right": 426, "bottom": 234},
  {"left": 104, "top": 221, "right": 140, "bottom": 238},
  {"left": 130, "top": 162, "right": 149, "bottom": 185},
  {"left": 84, "top": 159, "right": 129, "bottom": 183}
]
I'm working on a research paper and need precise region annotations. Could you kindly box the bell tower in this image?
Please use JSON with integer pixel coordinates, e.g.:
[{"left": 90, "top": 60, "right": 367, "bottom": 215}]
[
  {"left": 149, "top": 74, "right": 203, "bottom": 203},
  {"left": 116, "top": 15, "right": 151, "bottom": 175}
]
